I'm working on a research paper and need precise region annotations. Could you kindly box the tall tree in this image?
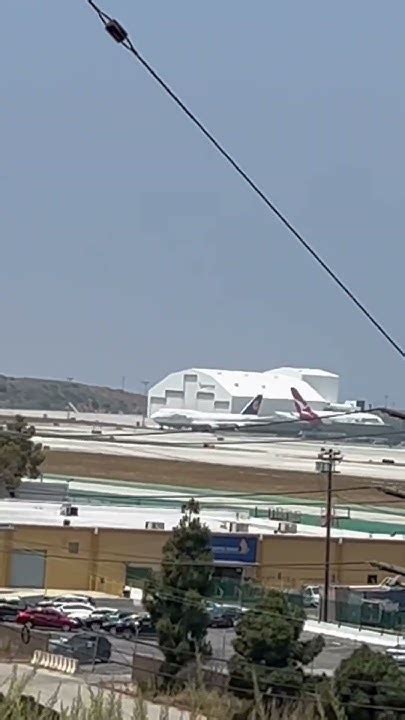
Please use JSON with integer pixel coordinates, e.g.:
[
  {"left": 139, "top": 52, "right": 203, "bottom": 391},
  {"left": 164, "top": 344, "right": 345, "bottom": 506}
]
[
  {"left": 144, "top": 498, "right": 214, "bottom": 682},
  {"left": 0, "top": 415, "right": 45, "bottom": 496},
  {"left": 334, "top": 644, "right": 405, "bottom": 720},
  {"left": 229, "top": 589, "right": 325, "bottom": 700}
]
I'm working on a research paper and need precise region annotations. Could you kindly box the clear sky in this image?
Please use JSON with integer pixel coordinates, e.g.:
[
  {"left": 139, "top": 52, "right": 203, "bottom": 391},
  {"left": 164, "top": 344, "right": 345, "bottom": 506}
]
[{"left": 1, "top": 1, "right": 405, "bottom": 404}]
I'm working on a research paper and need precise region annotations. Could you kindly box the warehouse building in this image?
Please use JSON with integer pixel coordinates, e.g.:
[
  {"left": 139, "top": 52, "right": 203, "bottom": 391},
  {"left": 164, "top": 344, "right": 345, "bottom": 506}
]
[
  {"left": 148, "top": 367, "right": 339, "bottom": 417},
  {"left": 0, "top": 500, "right": 400, "bottom": 594}
]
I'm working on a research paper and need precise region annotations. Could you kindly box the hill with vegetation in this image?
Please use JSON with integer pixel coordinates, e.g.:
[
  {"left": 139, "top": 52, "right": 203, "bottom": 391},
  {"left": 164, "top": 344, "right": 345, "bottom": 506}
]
[{"left": 0, "top": 375, "right": 146, "bottom": 414}]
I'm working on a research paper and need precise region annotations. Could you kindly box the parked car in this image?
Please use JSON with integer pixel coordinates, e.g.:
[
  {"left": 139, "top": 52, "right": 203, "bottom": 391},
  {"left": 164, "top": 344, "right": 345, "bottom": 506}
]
[
  {"left": 0, "top": 594, "right": 24, "bottom": 605},
  {"left": 101, "top": 611, "right": 136, "bottom": 633},
  {"left": 38, "top": 594, "right": 96, "bottom": 608},
  {"left": 209, "top": 613, "right": 234, "bottom": 629},
  {"left": 218, "top": 606, "right": 244, "bottom": 623},
  {"left": 303, "top": 586, "right": 321, "bottom": 608},
  {"left": 386, "top": 646, "right": 405, "bottom": 666},
  {"left": 208, "top": 606, "right": 243, "bottom": 629},
  {"left": 82, "top": 608, "right": 120, "bottom": 631},
  {"left": 114, "top": 613, "right": 156, "bottom": 640},
  {"left": 0, "top": 600, "right": 27, "bottom": 623},
  {"left": 16, "top": 607, "right": 80, "bottom": 632},
  {"left": 57, "top": 603, "right": 96, "bottom": 622},
  {"left": 49, "top": 632, "right": 111, "bottom": 664}
]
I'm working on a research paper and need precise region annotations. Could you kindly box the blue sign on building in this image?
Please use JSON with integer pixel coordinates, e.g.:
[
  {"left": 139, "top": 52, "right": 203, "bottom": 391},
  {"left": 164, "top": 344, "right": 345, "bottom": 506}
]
[{"left": 211, "top": 535, "right": 257, "bottom": 564}]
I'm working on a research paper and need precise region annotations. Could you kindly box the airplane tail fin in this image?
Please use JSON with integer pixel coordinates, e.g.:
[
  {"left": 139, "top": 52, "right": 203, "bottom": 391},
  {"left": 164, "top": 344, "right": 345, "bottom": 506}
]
[
  {"left": 291, "top": 387, "right": 319, "bottom": 422},
  {"left": 241, "top": 394, "right": 263, "bottom": 415}
]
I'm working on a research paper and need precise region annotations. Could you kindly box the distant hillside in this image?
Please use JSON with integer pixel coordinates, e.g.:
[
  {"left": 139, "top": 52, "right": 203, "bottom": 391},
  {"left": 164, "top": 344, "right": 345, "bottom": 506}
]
[{"left": 0, "top": 375, "right": 146, "bottom": 414}]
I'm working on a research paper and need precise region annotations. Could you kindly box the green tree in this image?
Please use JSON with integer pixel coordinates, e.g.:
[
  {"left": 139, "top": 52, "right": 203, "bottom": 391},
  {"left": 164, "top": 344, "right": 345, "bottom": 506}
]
[
  {"left": 144, "top": 498, "right": 214, "bottom": 682},
  {"left": 229, "top": 589, "right": 325, "bottom": 700},
  {"left": 0, "top": 415, "right": 45, "bottom": 496},
  {"left": 334, "top": 644, "right": 405, "bottom": 720},
  {"left": 6, "top": 415, "right": 35, "bottom": 436}
]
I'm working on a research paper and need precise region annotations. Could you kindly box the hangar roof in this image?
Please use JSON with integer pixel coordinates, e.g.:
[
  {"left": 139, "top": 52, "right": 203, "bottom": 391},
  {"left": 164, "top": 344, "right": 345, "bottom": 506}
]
[
  {"left": 266, "top": 367, "right": 339, "bottom": 378},
  {"left": 194, "top": 368, "right": 327, "bottom": 401}
]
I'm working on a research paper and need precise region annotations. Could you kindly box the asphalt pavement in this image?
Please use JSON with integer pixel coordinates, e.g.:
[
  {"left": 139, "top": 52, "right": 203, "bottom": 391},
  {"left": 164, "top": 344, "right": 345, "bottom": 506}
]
[{"left": 84, "top": 627, "right": 391, "bottom": 678}]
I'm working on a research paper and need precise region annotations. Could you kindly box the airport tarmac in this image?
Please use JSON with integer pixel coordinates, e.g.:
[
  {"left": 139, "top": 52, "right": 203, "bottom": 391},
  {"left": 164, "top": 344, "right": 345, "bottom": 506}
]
[{"left": 36, "top": 431, "right": 405, "bottom": 482}]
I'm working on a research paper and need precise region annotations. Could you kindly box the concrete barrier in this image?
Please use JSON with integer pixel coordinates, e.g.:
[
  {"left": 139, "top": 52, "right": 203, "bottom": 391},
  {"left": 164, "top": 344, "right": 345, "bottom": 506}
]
[{"left": 31, "top": 650, "right": 78, "bottom": 675}]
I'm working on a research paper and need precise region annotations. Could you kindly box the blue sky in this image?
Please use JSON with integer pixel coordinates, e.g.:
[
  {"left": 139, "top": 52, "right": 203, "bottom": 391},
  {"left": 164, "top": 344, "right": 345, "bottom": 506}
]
[{"left": 1, "top": 1, "right": 405, "bottom": 404}]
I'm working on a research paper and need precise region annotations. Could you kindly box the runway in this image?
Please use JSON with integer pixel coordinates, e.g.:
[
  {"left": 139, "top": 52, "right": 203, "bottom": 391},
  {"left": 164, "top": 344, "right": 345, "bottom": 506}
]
[{"left": 36, "top": 430, "right": 405, "bottom": 482}]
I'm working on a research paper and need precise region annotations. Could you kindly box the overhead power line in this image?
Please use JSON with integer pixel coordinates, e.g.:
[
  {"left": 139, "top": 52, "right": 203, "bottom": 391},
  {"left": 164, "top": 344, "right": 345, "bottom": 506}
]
[
  {"left": 0, "top": 535, "right": 377, "bottom": 569},
  {"left": 83, "top": 1, "right": 405, "bottom": 359}
]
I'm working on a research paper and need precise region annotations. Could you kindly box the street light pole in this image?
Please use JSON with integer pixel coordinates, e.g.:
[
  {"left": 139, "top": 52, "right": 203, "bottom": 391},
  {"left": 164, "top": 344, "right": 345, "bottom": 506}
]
[{"left": 316, "top": 447, "right": 343, "bottom": 623}]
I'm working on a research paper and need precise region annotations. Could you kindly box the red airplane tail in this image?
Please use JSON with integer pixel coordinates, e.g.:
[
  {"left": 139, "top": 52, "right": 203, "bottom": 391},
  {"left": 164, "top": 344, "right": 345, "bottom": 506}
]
[{"left": 291, "top": 387, "right": 320, "bottom": 423}]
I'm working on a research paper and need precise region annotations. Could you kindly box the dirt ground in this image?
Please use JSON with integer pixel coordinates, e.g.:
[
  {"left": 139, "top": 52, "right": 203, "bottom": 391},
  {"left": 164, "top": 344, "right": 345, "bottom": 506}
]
[{"left": 43, "top": 450, "right": 402, "bottom": 506}]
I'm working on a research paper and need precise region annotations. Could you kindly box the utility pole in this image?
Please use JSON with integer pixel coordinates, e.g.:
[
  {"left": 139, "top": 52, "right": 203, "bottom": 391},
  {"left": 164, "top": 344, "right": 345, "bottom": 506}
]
[
  {"left": 140, "top": 380, "right": 150, "bottom": 427},
  {"left": 316, "top": 447, "right": 343, "bottom": 622}
]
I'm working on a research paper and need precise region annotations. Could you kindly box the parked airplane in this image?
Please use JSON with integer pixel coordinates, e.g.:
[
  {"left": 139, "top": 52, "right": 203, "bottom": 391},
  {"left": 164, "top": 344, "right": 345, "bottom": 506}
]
[
  {"left": 151, "top": 394, "right": 274, "bottom": 431},
  {"left": 289, "top": 387, "right": 387, "bottom": 433}
]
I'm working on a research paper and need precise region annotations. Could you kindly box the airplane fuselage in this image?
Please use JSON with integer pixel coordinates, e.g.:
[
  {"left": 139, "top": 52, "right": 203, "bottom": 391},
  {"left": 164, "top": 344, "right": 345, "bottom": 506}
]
[{"left": 151, "top": 408, "right": 273, "bottom": 430}]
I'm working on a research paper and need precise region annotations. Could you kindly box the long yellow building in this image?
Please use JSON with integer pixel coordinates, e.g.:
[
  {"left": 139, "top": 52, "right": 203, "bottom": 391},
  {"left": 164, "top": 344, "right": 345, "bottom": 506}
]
[{"left": 0, "top": 511, "right": 403, "bottom": 594}]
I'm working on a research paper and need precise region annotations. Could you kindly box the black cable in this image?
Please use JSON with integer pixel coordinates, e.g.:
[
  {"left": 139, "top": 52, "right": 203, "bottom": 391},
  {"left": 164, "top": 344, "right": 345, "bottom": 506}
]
[
  {"left": 86, "top": 0, "right": 110, "bottom": 25},
  {"left": 23, "top": 404, "right": 403, "bottom": 438},
  {"left": 69, "top": 482, "right": 384, "bottom": 500},
  {"left": 0, "top": 536, "right": 375, "bottom": 569},
  {"left": 40, "top": 409, "right": 405, "bottom": 450},
  {"left": 83, "top": 1, "right": 405, "bottom": 359},
  {"left": 35, "top": 406, "right": 401, "bottom": 441}
]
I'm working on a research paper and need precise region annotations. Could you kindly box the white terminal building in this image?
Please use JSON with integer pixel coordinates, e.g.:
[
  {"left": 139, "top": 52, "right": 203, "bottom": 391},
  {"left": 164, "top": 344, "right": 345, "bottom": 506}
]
[{"left": 148, "top": 367, "right": 339, "bottom": 417}]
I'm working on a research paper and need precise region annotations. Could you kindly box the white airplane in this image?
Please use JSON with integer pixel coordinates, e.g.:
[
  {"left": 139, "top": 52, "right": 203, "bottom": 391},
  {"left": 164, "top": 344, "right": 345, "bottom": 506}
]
[
  {"left": 151, "top": 394, "right": 274, "bottom": 431},
  {"left": 288, "top": 387, "right": 387, "bottom": 434}
]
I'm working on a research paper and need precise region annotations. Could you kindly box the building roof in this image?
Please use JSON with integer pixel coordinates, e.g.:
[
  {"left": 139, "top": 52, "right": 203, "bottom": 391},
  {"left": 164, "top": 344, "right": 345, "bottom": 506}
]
[
  {"left": 193, "top": 368, "right": 327, "bottom": 401},
  {"left": 265, "top": 367, "right": 339, "bottom": 379},
  {"left": 0, "top": 500, "right": 399, "bottom": 541}
]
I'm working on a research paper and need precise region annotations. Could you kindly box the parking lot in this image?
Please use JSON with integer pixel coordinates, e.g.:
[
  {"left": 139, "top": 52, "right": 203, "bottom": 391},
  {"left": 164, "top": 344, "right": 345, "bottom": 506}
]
[
  {"left": 4, "top": 622, "right": 375, "bottom": 679},
  {"left": 0, "top": 592, "right": 396, "bottom": 679}
]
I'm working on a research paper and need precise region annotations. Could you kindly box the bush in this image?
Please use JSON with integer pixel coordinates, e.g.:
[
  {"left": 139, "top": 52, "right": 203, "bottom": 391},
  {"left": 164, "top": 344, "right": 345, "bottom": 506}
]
[
  {"left": 334, "top": 644, "right": 405, "bottom": 720},
  {"left": 229, "top": 589, "right": 324, "bottom": 700}
]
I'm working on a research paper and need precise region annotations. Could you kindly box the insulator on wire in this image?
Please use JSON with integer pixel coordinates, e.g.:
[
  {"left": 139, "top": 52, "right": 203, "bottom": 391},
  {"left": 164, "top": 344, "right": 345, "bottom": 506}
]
[{"left": 105, "top": 19, "right": 128, "bottom": 43}]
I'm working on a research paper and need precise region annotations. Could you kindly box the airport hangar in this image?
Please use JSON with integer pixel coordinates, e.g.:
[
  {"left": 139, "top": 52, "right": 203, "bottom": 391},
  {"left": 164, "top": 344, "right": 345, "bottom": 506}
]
[{"left": 148, "top": 366, "right": 339, "bottom": 417}]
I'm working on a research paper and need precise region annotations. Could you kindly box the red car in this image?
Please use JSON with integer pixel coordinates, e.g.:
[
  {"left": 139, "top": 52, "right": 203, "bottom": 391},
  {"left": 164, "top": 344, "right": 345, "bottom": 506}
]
[{"left": 16, "top": 607, "right": 80, "bottom": 632}]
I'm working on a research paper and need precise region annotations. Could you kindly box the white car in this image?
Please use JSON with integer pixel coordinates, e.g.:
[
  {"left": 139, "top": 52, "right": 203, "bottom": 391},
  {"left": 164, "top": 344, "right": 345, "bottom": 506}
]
[
  {"left": 386, "top": 647, "right": 405, "bottom": 666},
  {"left": 38, "top": 594, "right": 96, "bottom": 608},
  {"left": 303, "top": 586, "right": 321, "bottom": 608},
  {"left": 57, "top": 603, "right": 95, "bottom": 620},
  {"left": 88, "top": 607, "right": 118, "bottom": 616}
]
